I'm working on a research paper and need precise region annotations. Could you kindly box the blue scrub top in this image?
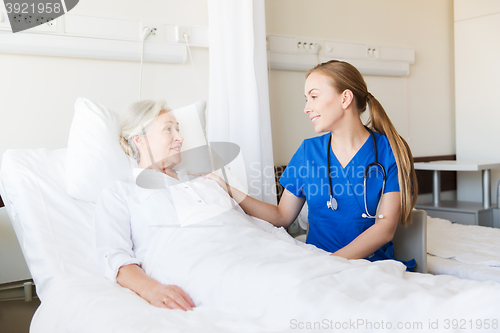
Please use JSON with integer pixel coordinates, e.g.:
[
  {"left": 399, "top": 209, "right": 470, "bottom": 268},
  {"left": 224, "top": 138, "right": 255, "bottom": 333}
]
[{"left": 279, "top": 131, "right": 415, "bottom": 271}]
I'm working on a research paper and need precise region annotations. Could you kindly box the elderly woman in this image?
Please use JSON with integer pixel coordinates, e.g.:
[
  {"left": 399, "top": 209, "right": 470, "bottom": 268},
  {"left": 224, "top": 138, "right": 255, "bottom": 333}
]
[
  {"left": 95, "top": 99, "right": 271, "bottom": 312},
  {"left": 95, "top": 100, "right": 198, "bottom": 311},
  {"left": 96, "top": 99, "right": 309, "bottom": 315}
]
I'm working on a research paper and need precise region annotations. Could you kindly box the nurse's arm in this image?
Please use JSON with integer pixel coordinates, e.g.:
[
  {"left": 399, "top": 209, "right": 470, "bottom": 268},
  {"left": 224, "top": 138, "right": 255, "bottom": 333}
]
[
  {"left": 238, "top": 188, "right": 306, "bottom": 228},
  {"left": 202, "top": 173, "right": 304, "bottom": 228},
  {"left": 331, "top": 191, "right": 401, "bottom": 260}
]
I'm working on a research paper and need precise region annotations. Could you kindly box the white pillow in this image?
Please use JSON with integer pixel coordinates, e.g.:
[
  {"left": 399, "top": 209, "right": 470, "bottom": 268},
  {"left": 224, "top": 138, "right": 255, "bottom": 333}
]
[{"left": 66, "top": 97, "right": 207, "bottom": 203}]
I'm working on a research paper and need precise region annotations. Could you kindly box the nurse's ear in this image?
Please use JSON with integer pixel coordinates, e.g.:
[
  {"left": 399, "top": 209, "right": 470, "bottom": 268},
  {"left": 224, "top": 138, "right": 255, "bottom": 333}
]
[{"left": 341, "top": 89, "right": 354, "bottom": 110}]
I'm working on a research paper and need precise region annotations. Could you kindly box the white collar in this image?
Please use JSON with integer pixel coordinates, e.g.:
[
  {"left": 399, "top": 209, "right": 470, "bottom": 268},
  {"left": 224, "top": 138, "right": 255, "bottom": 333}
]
[
  {"left": 132, "top": 167, "right": 189, "bottom": 202},
  {"left": 132, "top": 167, "right": 188, "bottom": 181}
]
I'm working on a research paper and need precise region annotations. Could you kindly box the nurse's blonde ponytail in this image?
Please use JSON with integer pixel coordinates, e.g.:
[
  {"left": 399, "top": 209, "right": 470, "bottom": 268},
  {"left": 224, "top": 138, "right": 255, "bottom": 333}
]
[
  {"left": 366, "top": 93, "right": 418, "bottom": 227},
  {"left": 307, "top": 60, "right": 418, "bottom": 226}
]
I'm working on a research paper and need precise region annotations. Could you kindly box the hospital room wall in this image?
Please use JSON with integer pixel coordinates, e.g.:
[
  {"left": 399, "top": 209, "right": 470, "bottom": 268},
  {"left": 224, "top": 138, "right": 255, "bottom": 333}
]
[
  {"left": 265, "top": 0, "right": 456, "bottom": 167},
  {"left": 454, "top": 0, "right": 500, "bottom": 204},
  {"left": 0, "top": 1, "right": 456, "bottom": 175},
  {"left": 0, "top": 0, "right": 209, "bottom": 166}
]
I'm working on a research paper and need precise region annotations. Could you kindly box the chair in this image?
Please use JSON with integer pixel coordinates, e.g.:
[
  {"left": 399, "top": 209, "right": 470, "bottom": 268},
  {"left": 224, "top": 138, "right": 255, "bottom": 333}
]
[{"left": 393, "top": 209, "right": 427, "bottom": 273}]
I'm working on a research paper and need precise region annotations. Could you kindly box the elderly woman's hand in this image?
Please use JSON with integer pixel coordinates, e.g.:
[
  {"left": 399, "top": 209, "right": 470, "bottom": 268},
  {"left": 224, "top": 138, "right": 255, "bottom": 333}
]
[
  {"left": 117, "top": 264, "right": 195, "bottom": 311},
  {"left": 143, "top": 281, "right": 195, "bottom": 311}
]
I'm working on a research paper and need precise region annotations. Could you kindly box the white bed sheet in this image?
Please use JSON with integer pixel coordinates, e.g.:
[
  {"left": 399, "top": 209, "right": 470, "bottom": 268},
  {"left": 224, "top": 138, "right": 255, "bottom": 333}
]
[
  {"left": 2, "top": 148, "right": 500, "bottom": 333},
  {"left": 426, "top": 216, "right": 500, "bottom": 283}
]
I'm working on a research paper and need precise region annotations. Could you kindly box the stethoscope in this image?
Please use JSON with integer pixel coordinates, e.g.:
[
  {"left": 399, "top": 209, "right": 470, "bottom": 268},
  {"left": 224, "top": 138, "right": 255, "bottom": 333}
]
[{"left": 326, "top": 127, "right": 386, "bottom": 219}]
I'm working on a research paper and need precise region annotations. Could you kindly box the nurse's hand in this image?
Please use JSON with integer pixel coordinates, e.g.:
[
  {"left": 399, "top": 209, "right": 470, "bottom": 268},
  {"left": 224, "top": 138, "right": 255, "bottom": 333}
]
[
  {"left": 199, "top": 172, "right": 227, "bottom": 189},
  {"left": 199, "top": 172, "right": 249, "bottom": 204},
  {"left": 144, "top": 282, "right": 196, "bottom": 311}
]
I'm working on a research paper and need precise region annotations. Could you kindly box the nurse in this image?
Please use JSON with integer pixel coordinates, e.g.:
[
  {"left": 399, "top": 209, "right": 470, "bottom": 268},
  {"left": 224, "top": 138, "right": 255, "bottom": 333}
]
[{"left": 205, "top": 60, "right": 418, "bottom": 270}]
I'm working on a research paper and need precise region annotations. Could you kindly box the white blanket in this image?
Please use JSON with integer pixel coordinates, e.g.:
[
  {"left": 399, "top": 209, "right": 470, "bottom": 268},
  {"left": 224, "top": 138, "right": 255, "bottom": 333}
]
[
  {"left": 428, "top": 217, "right": 500, "bottom": 266},
  {"left": 143, "top": 209, "right": 500, "bottom": 331},
  {"left": 3, "top": 148, "right": 500, "bottom": 332}
]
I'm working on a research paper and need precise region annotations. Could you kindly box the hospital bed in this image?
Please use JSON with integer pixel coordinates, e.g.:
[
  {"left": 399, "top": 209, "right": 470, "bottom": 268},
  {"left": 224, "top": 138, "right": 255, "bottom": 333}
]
[
  {"left": 2, "top": 98, "right": 500, "bottom": 332},
  {"left": 3, "top": 147, "right": 500, "bottom": 332}
]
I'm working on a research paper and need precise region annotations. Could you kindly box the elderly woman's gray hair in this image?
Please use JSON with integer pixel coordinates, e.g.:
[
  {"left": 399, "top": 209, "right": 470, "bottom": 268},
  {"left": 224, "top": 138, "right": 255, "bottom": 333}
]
[{"left": 119, "top": 99, "right": 169, "bottom": 163}]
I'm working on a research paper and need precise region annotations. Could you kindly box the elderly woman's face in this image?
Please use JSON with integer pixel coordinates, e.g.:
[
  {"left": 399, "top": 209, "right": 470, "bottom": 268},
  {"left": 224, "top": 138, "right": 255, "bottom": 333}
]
[{"left": 142, "top": 110, "right": 183, "bottom": 167}]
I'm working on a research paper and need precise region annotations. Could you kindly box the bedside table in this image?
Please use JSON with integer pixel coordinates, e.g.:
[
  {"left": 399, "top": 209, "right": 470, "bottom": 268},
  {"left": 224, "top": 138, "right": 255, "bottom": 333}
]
[{"left": 414, "top": 161, "right": 500, "bottom": 227}]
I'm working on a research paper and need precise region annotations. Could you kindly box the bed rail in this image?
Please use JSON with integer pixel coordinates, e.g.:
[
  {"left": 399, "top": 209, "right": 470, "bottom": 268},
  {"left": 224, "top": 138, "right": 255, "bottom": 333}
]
[
  {"left": 0, "top": 178, "right": 37, "bottom": 302},
  {"left": 0, "top": 280, "right": 37, "bottom": 302}
]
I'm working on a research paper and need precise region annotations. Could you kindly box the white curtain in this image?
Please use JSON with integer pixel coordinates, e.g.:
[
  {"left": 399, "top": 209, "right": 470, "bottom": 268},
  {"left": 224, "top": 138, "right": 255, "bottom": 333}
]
[{"left": 207, "top": 0, "right": 276, "bottom": 205}]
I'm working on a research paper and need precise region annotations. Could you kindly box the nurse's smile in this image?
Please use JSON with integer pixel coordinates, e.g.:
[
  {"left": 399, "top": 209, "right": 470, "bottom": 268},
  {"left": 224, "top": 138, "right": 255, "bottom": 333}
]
[{"left": 311, "top": 115, "right": 320, "bottom": 124}]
